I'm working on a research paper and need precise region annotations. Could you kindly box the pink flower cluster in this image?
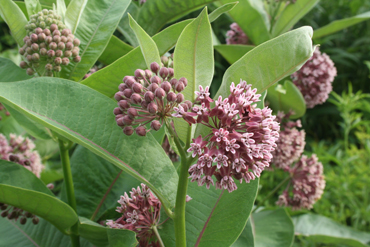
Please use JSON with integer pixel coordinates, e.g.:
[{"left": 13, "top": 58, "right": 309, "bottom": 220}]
[
  {"left": 0, "top": 103, "right": 10, "bottom": 121},
  {"left": 0, "top": 134, "right": 44, "bottom": 225},
  {"left": 276, "top": 154, "right": 325, "bottom": 210},
  {"left": 226, "top": 23, "right": 249, "bottom": 45},
  {"left": 291, "top": 47, "right": 337, "bottom": 108},
  {"left": 181, "top": 80, "right": 280, "bottom": 193},
  {"left": 106, "top": 184, "right": 162, "bottom": 247},
  {"left": 272, "top": 111, "right": 305, "bottom": 169},
  {"left": 113, "top": 62, "right": 189, "bottom": 136}
]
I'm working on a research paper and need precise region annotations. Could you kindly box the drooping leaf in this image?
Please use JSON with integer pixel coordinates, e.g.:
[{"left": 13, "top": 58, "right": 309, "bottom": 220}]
[
  {"left": 0, "top": 116, "right": 24, "bottom": 136},
  {"left": 64, "top": 0, "right": 88, "bottom": 34},
  {"left": 0, "top": 78, "right": 178, "bottom": 210},
  {"left": 313, "top": 11, "right": 370, "bottom": 39},
  {"left": 231, "top": 219, "right": 254, "bottom": 247},
  {"left": 173, "top": 7, "right": 214, "bottom": 143},
  {"left": 60, "top": 0, "right": 130, "bottom": 81},
  {"left": 271, "top": 0, "right": 319, "bottom": 37},
  {"left": 292, "top": 214, "right": 370, "bottom": 247},
  {"left": 0, "top": 57, "right": 31, "bottom": 82},
  {"left": 24, "top": 0, "right": 42, "bottom": 18},
  {"left": 208, "top": 1, "right": 238, "bottom": 22},
  {"left": 160, "top": 179, "right": 259, "bottom": 247},
  {"left": 0, "top": 0, "right": 28, "bottom": 46},
  {"left": 107, "top": 226, "right": 138, "bottom": 247},
  {"left": 251, "top": 208, "right": 294, "bottom": 247},
  {"left": 214, "top": 45, "right": 255, "bottom": 64},
  {"left": 117, "top": 3, "right": 139, "bottom": 47},
  {"left": 216, "top": 26, "right": 313, "bottom": 98},
  {"left": 219, "top": 0, "right": 270, "bottom": 45},
  {"left": 128, "top": 14, "right": 161, "bottom": 69},
  {"left": 98, "top": 36, "right": 133, "bottom": 65},
  {"left": 0, "top": 161, "right": 78, "bottom": 233},
  {"left": 266, "top": 80, "right": 306, "bottom": 118}
]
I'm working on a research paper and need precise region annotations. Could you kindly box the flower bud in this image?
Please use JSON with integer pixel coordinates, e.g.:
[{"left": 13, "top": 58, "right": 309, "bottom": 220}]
[
  {"left": 127, "top": 108, "right": 138, "bottom": 118},
  {"left": 155, "top": 88, "right": 165, "bottom": 98},
  {"left": 26, "top": 47, "right": 33, "bottom": 55},
  {"left": 43, "top": 28, "right": 51, "bottom": 36},
  {"left": 123, "top": 88, "right": 133, "bottom": 98},
  {"left": 115, "top": 114, "right": 124, "bottom": 121},
  {"left": 65, "top": 42, "right": 73, "bottom": 50},
  {"left": 168, "top": 68, "right": 174, "bottom": 79},
  {"left": 64, "top": 50, "right": 72, "bottom": 57},
  {"left": 122, "top": 115, "right": 134, "bottom": 125},
  {"left": 130, "top": 93, "right": 142, "bottom": 104},
  {"left": 147, "top": 102, "right": 158, "bottom": 114},
  {"left": 151, "top": 120, "right": 161, "bottom": 131},
  {"left": 114, "top": 91, "right": 125, "bottom": 101},
  {"left": 26, "top": 68, "right": 35, "bottom": 75},
  {"left": 26, "top": 39, "right": 33, "bottom": 47},
  {"left": 161, "top": 56, "right": 169, "bottom": 66},
  {"left": 150, "top": 75, "right": 161, "bottom": 84},
  {"left": 26, "top": 55, "right": 32, "bottom": 62},
  {"left": 61, "top": 36, "right": 67, "bottom": 43},
  {"left": 19, "top": 48, "right": 25, "bottom": 55},
  {"left": 167, "top": 92, "right": 176, "bottom": 102},
  {"left": 40, "top": 48, "right": 47, "bottom": 56},
  {"left": 132, "top": 82, "right": 143, "bottom": 93},
  {"left": 72, "top": 47, "right": 79, "bottom": 57},
  {"left": 32, "top": 217, "right": 39, "bottom": 225},
  {"left": 35, "top": 27, "right": 43, "bottom": 34},
  {"left": 73, "top": 38, "right": 80, "bottom": 46},
  {"left": 141, "top": 100, "right": 148, "bottom": 109},
  {"left": 150, "top": 62, "right": 160, "bottom": 74},
  {"left": 54, "top": 57, "right": 62, "bottom": 65},
  {"left": 45, "top": 36, "right": 53, "bottom": 44},
  {"left": 53, "top": 65, "right": 61, "bottom": 72},
  {"left": 144, "top": 91, "right": 155, "bottom": 103},
  {"left": 32, "top": 53, "right": 40, "bottom": 62},
  {"left": 136, "top": 126, "right": 147, "bottom": 136},
  {"left": 45, "top": 63, "right": 53, "bottom": 71},
  {"left": 55, "top": 50, "right": 63, "bottom": 57},
  {"left": 61, "top": 29, "right": 70, "bottom": 36},
  {"left": 179, "top": 77, "right": 188, "bottom": 87},
  {"left": 184, "top": 100, "right": 192, "bottom": 109},
  {"left": 20, "top": 61, "right": 28, "bottom": 69},
  {"left": 118, "top": 83, "right": 127, "bottom": 91},
  {"left": 159, "top": 67, "right": 169, "bottom": 79},
  {"left": 31, "top": 43, "right": 39, "bottom": 51},
  {"left": 148, "top": 82, "right": 159, "bottom": 93},
  {"left": 61, "top": 57, "right": 69, "bottom": 65},
  {"left": 53, "top": 35, "right": 61, "bottom": 43},
  {"left": 47, "top": 50, "right": 55, "bottom": 57},
  {"left": 116, "top": 117, "right": 125, "bottom": 126},
  {"left": 20, "top": 217, "right": 27, "bottom": 225},
  {"left": 49, "top": 42, "right": 57, "bottom": 50},
  {"left": 118, "top": 100, "right": 130, "bottom": 109},
  {"left": 161, "top": 81, "right": 171, "bottom": 93},
  {"left": 144, "top": 69, "right": 152, "bottom": 79},
  {"left": 53, "top": 30, "right": 61, "bottom": 36},
  {"left": 73, "top": 56, "right": 81, "bottom": 63},
  {"left": 135, "top": 69, "right": 145, "bottom": 79},
  {"left": 50, "top": 24, "right": 58, "bottom": 32},
  {"left": 123, "top": 76, "right": 136, "bottom": 87},
  {"left": 113, "top": 107, "right": 123, "bottom": 115},
  {"left": 123, "top": 126, "right": 134, "bottom": 135},
  {"left": 175, "top": 81, "right": 185, "bottom": 92},
  {"left": 58, "top": 42, "right": 65, "bottom": 50},
  {"left": 38, "top": 33, "right": 46, "bottom": 42},
  {"left": 23, "top": 36, "right": 30, "bottom": 43},
  {"left": 180, "top": 103, "right": 189, "bottom": 112},
  {"left": 31, "top": 33, "right": 38, "bottom": 42}
]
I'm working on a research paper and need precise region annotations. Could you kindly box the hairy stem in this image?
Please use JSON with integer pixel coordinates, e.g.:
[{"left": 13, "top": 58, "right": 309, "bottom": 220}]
[
  {"left": 58, "top": 139, "right": 80, "bottom": 247},
  {"left": 153, "top": 225, "right": 165, "bottom": 247}
]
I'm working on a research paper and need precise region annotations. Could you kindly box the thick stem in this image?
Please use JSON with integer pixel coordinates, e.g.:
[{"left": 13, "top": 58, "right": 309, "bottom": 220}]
[
  {"left": 252, "top": 175, "right": 290, "bottom": 213},
  {"left": 153, "top": 225, "right": 165, "bottom": 247},
  {"left": 58, "top": 139, "right": 80, "bottom": 247}
]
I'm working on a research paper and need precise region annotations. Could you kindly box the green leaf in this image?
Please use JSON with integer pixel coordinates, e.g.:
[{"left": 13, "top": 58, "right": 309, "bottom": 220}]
[
  {"left": 64, "top": 0, "right": 87, "bottom": 34},
  {"left": 0, "top": 57, "right": 31, "bottom": 82},
  {"left": 232, "top": 219, "right": 254, "bottom": 247},
  {"left": 252, "top": 208, "right": 294, "bottom": 247},
  {"left": 292, "top": 214, "right": 370, "bottom": 247},
  {"left": 266, "top": 80, "right": 306, "bottom": 118},
  {"left": 0, "top": 160, "right": 78, "bottom": 233},
  {"left": 117, "top": 3, "right": 139, "bottom": 47},
  {"left": 60, "top": 0, "right": 130, "bottom": 81},
  {"left": 128, "top": 14, "right": 161, "bottom": 69},
  {"left": 219, "top": 0, "right": 270, "bottom": 45},
  {"left": 0, "top": 78, "right": 178, "bottom": 210},
  {"left": 214, "top": 44, "right": 255, "bottom": 64},
  {"left": 0, "top": 217, "right": 93, "bottom": 247},
  {"left": 173, "top": 7, "right": 214, "bottom": 143},
  {"left": 0, "top": 0, "right": 28, "bottom": 46},
  {"left": 56, "top": 0, "right": 66, "bottom": 21},
  {"left": 160, "top": 179, "right": 259, "bottom": 247},
  {"left": 79, "top": 217, "right": 137, "bottom": 247},
  {"left": 313, "top": 11, "right": 370, "bottom": 39},
  {"left": 216, "top": 26, "right": 313, "bottom": 98},
  {"left": 271, "top": 0, "right": 319, "bottom": 38},
  {"left": 82, "top": 19, "right": 192, "bottom": 97},
  {"left": 208, "top": 1, "right": 238, "bottom": 22},
  {"left": 0, "top": 116, "right": 25, "bottom": 136},
  {"left": 98, "top": 36, "right": 133, "bottom": 65},
  {"left": 24, "top": 0, "right": 42, "bottom": 18},
  {"left": 64, "top": 145, "right": 139, "bottom": 220}
]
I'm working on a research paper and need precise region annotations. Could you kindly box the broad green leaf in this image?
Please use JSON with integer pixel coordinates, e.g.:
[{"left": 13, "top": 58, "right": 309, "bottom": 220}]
[
  {"left": 0, "top": 217, "right": 93, "bottom": 247},
  {"left": 173, "top": 8, "right": 214, "bottom": 143},
  {"left": 0, "top": 161, "right": 78, "bottom": 233},
  {"left": 0, "top": 57, "right": 31, "bottom": 82},
  {"left": 271, "top": 0, "right": 319, "bottom": 37},
  {"left": 232, "top": 219, "right": 254, "bottom": 247},
  {"left": 266, "top": 80, "right": 306, "bottom": 118},
  {"left": 216, "top": 26, "right": 313, "bottom": 98},
  {"left": 79, "top": 217, "right": 137, "bottom": 247},
  {"left": 219, "top": 0, "right": 270, "bottom": 45},
  {"left": 292, "top": 214, "right": 370, "bottom": 247},
  {"left": 82, "top": 19, "right": 192, "bottom": 97},
  {"left": 64, "top": 0, "right": 88, "bottom": 34},
  {"left": 313, "top": 11, "right": 370, "bottom": 39},
  {"left": 160, "top": 179, "right": 259, "bottom": 247},
  {"left": 0, "top": 0, "right": 28, "bottom": 46},
  {"left": 252, "top": 208, "right": 294, "bottom": 247},
  {"left": 63, "top": 145, "right": 139, "bottom": 220},
  {"left": 56, "top": 0, "right": 66, "bottom": 21},
  {"left": 24, "top": 0, "right": 42, "bottom": 18},
  {"left": 214, "top": 45, "right": 255, "bottom": 64},
  {"left": 98, "top": 36, "right": 133, "bottom": 65},
  {"left": 128, "top": 14, "right": 161, "bottom": 69},
  {"left": 60, "top": 0, "right": 130, "bottom": 81},
  {"left": 0, "top": 78, "right": 178, "bottom": 210},
  {"left": 208, "top": 1, "right": 238, "bottom": 22}
]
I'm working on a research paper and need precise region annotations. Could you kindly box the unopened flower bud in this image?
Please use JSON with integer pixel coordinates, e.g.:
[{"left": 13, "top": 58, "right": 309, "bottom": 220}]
[
  {"left": 64, "top": 50, "right": 72, "bottom": 57},
  {"left": 39, "top": 48, "right": 47, "bottom": 56},
  {"left": 123, "top": 115, "right": 134, "bottom": 125},
  {"left": 32, "top": 217, "right": 39, "bottom": 225},
  {"left": 184, "top": 100, "right": 192, "bottom": 109},
  {"left": 161, "top": 81, "right": 171, "bottom": 93},
  {"left": 53, "top": 30, "right": 61, "bottom": 36},
  {"left": 35, "top": 27, "right": 43, "bottom": 35},
  {"left": 38, "top": 33, "right": 46, "bottom": 42},
  {"left": 123, "top": 76, "right": 136, "bottom": 87},
  {"left": 150, "top": 62, "right": 160, "bottom": 74},
  {"left": 135, "top": 69, "right": 145, "bottom": 79},
  {"left": 61, "top": 29, "right": 70, "bottom": 36},
  {"left": 62, "top": 57, "right": 69, "bottom": 65},
  {"left": 175, "top": 81, "right": 185, "bottom": 92},
  {"left": 57, "top": 42, "right": 65, "bottom": 50},
  {"left": 45, "top": 63, "right": 53, "bottom": 71},
  {"left": 147, "top": 102, "right": 158, "bottom": 114},
  {"left": 73, "top": 56, "right": 81, "bottom": 63},
  {"left": 20, "top": 217, "right": 27, "bottom": 225},
  {"left": 155, "top": 88, "right": 165, "bottom": 98},
  {"left": 31, "top": 33, "right": 38, "bottom": 42},
  {"left": 26, "top": 39, "right": 32, "bottom": 47},
  {"left": 127, "top": 108, "right": 138, "bottom": 118},
  {"left": 144, "top": 69, "right": 152, "bottom": 79},
  {"left": 54, "top": 57, "right": 62, "bottom": 65},
  {"left": 144, "top": 91, "right": 155, "bottom": 103},
  {"left": 50, "top": 24, "right": 58, "bottom": 32},
  {"left": 132, "top": 82, "right": 143, "bottom": 93},
  {"left": 123, "top": 126, "right": 134, "bottom": 135},
  {"left": 130, "top": 93, "right": 142, "bottom": 104},
  {"left": 161, "top": 56, "right": 169, "bottom": 66},
  {"left": 61, "top": 36, "right": 67, "bottom": 43},
  {"left": 19, "top": 48, "right": 25, "bottom": 55},
  {"left": 113, "top": 107, "right": 123, "bottom": 115},
  {"left": 72, "top": 47, "right": 79, "bottom": 57},
  {"left": 23, "top": 36, "right": 30, "bottom": 43},
  {"left": 118, "top": 83, "right": 127, "bottom": 91},
  {"left": 118, "top": 100, "right": 130, "bottom": 109},
  {"left": 65, "top": 42, "right": 73, "bottom": 50},
  {"left": 26, "top": 47, "right": 33, "bottom": 54},
  {"left": 179, "top": 77, "right": 188, "bottom": 87},
  {"left": 116, "top": 117, "right": 125, "bottom": 126},
  {"left": 148, "top": 83, "right": 159, "bottom": 93},
  {"left": 168, "top": 68, "right": 174, "bottom": 79},
  {"left": 26, "top": 55, "right": 32, "bottom": 62},
  {"left": 170, "top": 78, "right": 178, "bottom": 87},
  {"left": 167, "top": 92, "right": 176, "bottom": 102},
  {"left": 123, "top": 89, "right": 133, "bottom": 98},
  {"left": 141, "top": 101, "right": 148, "bottom": 109},
  {"left": 49, "top": 42, "right": 57, "bottom": 50},
  {"left": 45, "top": 36, "right": 53, "bottom": 44},
  {"left": 114, "top": 91, "right": 125, "bottom": 101},
  {"left": 43, "top": 28, "right": 51, "bottom": 36},
  {"left": 55, "top": 50, "right": 63, "bottom": 57},
  {"left": 176, "top": 93, "right": 185, "bottom": 103},
  {"left": 31, "top": 53, "right": 40, "bottom": 62},
  {"left": 53, "top": 35, "right": 61, "bottom": 43},
  {"left": 150, "top": 76, "right": 161, "bottom": 84},
  {"left": 47, "top": 50, "right": 55, "bottom": 57},
  {"left": 26, "top": 68, "right": 35, "bottom": 75},
  {"left": 159, "top": 67, "right": 169, "bottom": 79},
  {"left": 73, "top": 38, "right": 80, "bottom": 46},
  {"left": 53, "top": 65, "right": 61, "bottom": 72},
  {"left": 136, "top": 126, "right": 147, "bottom": 136},
  {"left": 151, "top": 120, "right": 161, "bottom": 131},
  {"left": 20, "top": 61, "right": 28, "bottom": 69}
]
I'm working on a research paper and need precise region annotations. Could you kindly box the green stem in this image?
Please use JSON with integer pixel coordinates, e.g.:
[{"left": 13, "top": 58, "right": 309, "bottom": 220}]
[
  {"left": 252, "top": 175, "right": 290, "bottom": 213},
  {"left": 153, "top": 225, "right": 165, "bottom": 247},
  {"left": 58, "top": 139, "right": 80, "bottom": 247}
]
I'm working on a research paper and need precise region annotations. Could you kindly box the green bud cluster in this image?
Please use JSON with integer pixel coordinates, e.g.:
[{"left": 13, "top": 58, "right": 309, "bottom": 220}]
[{"left": 19, "top": 9, "right": 81, "bottom": 76}]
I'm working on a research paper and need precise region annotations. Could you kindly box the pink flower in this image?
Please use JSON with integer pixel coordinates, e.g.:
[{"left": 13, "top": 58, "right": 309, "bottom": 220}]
[{"left": 226, "top": 23, "right": 249, "bottom": 45}]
